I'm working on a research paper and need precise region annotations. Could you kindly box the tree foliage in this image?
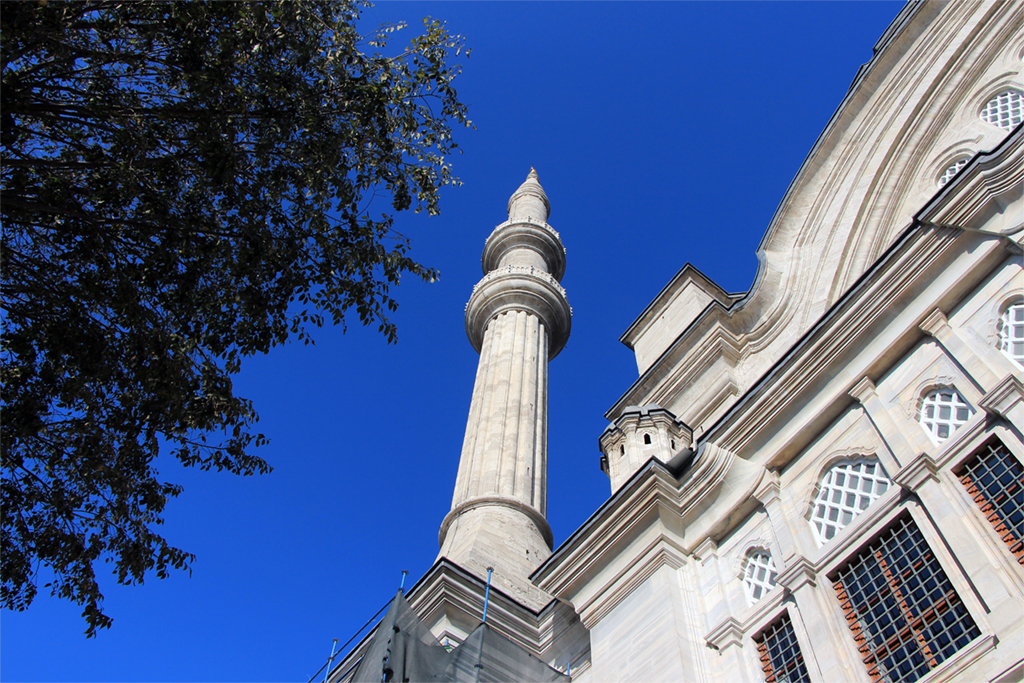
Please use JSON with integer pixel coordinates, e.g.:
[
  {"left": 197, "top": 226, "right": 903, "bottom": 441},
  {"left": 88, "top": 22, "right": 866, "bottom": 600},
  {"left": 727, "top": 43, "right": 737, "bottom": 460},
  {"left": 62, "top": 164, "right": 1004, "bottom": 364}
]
[{"left": 1, "top": 0, "right": 469, "bottom": 635}]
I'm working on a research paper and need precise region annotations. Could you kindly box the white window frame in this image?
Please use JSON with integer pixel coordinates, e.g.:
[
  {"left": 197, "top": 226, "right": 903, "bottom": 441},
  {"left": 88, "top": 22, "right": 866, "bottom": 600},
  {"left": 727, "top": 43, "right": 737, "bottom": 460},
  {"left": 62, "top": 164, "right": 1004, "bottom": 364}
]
[
  {"left": 938, "top": 157, "right": 970, "bottom": 187},
  {"left": 998, "top": 299, "right": 1024, "bottom": 368},
  {"left": 919, "top": 388, "right": 974, "bottom": 445},
  {"left": 742, "top": 549, "right": 778, "bottom": 606},
  {"left": 980, "top": 89, "right": 1024, "bottom": 131},
  {"left": 809, "top": 458, "right": 892, "bottom": 547}
]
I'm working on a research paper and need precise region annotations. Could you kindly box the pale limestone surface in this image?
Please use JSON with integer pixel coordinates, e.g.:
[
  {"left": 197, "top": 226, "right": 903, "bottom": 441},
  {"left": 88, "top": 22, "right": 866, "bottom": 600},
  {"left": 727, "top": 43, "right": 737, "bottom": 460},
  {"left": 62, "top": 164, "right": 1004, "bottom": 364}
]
[
  {"left": 333, "top": 5, "right": 1024, "bottom": 681},
  {"left": 608, "top": 0, "right": 1023, "bottom": 446},
  {"left": 437, "top": 170, "right": 571, "bottom": 611}
]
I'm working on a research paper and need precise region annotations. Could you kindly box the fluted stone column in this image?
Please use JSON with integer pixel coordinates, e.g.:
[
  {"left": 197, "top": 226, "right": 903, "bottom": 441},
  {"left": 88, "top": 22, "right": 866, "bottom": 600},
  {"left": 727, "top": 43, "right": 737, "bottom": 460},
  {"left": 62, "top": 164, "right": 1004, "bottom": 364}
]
[{"left": 438, "top": 169, "right": 571, "bottom": 608}]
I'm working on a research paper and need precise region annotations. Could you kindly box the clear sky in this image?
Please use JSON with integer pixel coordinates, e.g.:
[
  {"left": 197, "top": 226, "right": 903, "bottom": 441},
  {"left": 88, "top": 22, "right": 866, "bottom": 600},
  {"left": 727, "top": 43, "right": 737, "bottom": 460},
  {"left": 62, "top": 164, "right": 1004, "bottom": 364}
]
[{"left": 2, "top": 2, "right": 905, "bottom": 681}]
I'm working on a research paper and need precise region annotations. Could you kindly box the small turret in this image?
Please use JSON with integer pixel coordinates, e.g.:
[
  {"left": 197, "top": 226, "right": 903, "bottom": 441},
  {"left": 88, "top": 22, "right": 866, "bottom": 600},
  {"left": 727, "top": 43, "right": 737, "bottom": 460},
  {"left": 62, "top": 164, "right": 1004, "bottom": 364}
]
[{"left": 599, "top": 404, "right": 692, "bottom": 493}]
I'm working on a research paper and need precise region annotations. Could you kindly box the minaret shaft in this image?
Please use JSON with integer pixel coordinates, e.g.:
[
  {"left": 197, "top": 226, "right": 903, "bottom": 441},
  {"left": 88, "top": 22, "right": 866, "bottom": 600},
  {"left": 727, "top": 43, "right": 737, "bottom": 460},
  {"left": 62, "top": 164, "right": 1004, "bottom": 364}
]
[
  {"left": 455, "top": 310, "right": 547, "bottom": 510},
  {"left": 437, "top": 170, "right": 570, "bottom": 610}
]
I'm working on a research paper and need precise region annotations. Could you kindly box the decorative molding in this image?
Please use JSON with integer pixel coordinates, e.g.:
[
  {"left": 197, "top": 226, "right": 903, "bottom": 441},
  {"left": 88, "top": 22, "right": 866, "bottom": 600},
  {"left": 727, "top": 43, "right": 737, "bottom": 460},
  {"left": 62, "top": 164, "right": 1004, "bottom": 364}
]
[
  {"left": 752, "top": 469, "right": 781, "bottom": 505},
  {"left": 705, "top": 616, "right": 745, "bottom": 652},
  {"left": 901, "top": 373, "right": 960, "bottom": 422},
  {"left": 800, "top": 451, "right": 887, "bottom": 522},
  {"left": 774, "top": 555, "right": 817, "bottom": 592},
  {"left": 576, "top": 534, "right": 688, "bottom": 629},
  {"left": 465, "top": 265, "right": 572, "bottom": 359},
  {"left": 705, "top": 579, "right": 791, "bottom": 652},
  {"left": 978, "top": 373, "right": 1024, "bottom": 419},
  {"left": 848, "top": 376, "right": 878, "bottom": 404},
  {"left": 693, "top": 536, "right": 719, "bottom": 564},
  {"left": 438, "top": 495, "right": 554, "bottom": 550},
  {"left": 733, "top": 537, "right": 776, "bottom": 580},
  {"left": 482, "top": 218, "right": 565, "bottom": 281},
  {"left": 534, "top": 446, "right": 736, "bottom": 608},
  {"left": 893, "top": 452, "right": 940, "bottom": 491},
  {"left": 923, "top": 634, "right": 998, "bottom": 683},
  {"left": 918, "top": 308, "right": 950, "bottom": 338}
]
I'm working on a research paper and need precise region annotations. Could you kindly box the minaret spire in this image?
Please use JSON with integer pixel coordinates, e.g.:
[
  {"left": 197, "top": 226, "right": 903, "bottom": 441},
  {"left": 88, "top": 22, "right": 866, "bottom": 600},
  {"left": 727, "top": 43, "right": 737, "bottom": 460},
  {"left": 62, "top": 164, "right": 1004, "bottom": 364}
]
[{"left": 438, "top": 170, "right": 571, "bottom": 609}]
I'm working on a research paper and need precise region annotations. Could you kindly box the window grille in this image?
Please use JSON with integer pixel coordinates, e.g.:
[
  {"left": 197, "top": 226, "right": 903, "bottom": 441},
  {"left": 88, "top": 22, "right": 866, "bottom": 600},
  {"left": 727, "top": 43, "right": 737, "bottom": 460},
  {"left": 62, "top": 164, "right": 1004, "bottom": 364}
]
[
  {"left": 919, "top": 390, "right": 972, "bottom": 443},
  {"left": 756, "top": 614, "right": 811, "bottom": 683},
  {"left": 937, "top": 158, "right": 969, "bottom": 187},
  {"left": 980, "top": 90, "right": 1024, "bottom": 131},
  {"left": 743, "top": 550, "right": 779, "bottom": 605},
  {"left": 832, "top": 516, "right": 980, "bottom": 682},
  {"left": 999, "top": 300, "right": 1024, "bottom": 367},
  {"left": 810, "top": 460, "right": 892, "bottom": 545},
  {"left": 958, "top": 438, "right": 1024, "bottom": 565}
]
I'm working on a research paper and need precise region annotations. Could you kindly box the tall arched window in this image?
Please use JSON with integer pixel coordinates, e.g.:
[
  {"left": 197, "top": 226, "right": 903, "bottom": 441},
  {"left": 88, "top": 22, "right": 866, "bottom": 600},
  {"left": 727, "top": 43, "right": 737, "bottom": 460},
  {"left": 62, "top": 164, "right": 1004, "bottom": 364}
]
[
  {"left": 742, "top": 550, "right": 778, "bottom": 605},
  {"left": 919, "top": 389, "right": 973, "bottom": 444},
  {"left": 980, "top": 89, "right": 1023, "bottom": 131},
  {"left": 999, "top": 300, "right": 1024, "bottom": 367},
  {"left": 810, "top": 459, "right": 892, "bottom": 546}
]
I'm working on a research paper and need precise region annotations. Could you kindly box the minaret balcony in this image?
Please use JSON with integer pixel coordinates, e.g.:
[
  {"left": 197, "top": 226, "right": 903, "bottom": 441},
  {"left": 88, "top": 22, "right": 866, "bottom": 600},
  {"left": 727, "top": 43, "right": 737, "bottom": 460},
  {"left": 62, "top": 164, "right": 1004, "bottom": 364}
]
[
  {"left": 465, "top": 264, "right": 572, "bottom": 360},
  {"left": 482, "top": 218, "right": 566, "bottom": 281}
]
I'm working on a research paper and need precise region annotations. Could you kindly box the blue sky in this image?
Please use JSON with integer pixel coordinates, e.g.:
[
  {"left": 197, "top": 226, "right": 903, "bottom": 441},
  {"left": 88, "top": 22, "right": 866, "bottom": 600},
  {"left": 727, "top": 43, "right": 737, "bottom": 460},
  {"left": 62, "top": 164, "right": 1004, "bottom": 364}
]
[{"left": 2, "top": 2, "right": 904, "bottom": 681}]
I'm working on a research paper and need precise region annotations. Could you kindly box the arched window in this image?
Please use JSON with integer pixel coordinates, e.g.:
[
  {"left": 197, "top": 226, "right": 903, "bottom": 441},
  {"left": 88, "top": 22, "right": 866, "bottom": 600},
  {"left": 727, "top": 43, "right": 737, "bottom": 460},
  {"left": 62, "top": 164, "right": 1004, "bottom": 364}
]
[
  {"left": 999, "top": 300, "right": 1024, "bottom": 367},
  {"left": 742, "top": 550, "right": 778, "bottom": 605},
  {"left": 810, "top": 459, "right": 892, "bottom": 546},
  {"left": 643, "top": 433, "right": 652, "bottom": 445},
  {"left": 980, "top": 89, "right": 1023, "bottom": 131},
  {"left": 919, "top": 389, "right": 973, "bottom": 444},
  {"left": 938, "top": 157, "right": 970, "bottom": 187}
]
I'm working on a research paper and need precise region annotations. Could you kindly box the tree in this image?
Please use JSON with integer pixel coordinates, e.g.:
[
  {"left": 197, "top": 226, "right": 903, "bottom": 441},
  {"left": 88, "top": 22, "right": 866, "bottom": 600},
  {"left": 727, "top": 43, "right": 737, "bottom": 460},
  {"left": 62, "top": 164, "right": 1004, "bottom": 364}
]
[{"left": 1, "top": 0, "right": 470, "bottom": 636}]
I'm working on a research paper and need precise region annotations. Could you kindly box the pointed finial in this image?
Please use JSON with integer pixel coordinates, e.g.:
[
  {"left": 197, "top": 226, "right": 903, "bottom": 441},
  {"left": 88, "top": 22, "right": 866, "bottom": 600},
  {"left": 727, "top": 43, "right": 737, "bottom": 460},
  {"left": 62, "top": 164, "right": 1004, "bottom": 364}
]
[{"left": 507, "top": 167, "right": 550, "bottom": 221}]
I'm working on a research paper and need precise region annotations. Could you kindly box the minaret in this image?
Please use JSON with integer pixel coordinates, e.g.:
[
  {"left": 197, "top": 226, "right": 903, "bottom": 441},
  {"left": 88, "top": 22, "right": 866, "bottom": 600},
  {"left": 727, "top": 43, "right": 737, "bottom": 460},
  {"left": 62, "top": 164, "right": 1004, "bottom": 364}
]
[{"left": 438, "top": 169, "right": 571, "bottom": 608}]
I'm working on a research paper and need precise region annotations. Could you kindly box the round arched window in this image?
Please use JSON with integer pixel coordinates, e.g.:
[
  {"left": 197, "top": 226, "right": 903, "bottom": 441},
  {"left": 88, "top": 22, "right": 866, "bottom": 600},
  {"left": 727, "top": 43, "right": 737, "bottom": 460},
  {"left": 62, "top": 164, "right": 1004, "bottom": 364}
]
[{"left": 810, "top": 459, "right": 891, "bottom": 545}]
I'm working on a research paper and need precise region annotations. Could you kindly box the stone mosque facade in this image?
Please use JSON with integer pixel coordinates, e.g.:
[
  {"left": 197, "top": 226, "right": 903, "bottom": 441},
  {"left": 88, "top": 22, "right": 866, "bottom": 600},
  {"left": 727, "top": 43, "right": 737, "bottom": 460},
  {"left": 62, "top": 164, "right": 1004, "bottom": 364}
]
[{"left": 332, "top": 2, "right": 1024, "bottom": 681}]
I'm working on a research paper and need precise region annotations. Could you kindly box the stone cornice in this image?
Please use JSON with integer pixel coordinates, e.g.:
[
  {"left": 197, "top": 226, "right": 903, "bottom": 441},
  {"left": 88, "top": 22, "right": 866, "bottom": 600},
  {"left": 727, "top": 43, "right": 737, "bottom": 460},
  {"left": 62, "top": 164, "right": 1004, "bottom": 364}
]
[
  {"left": 598, "top": 143, "right": 1016, "bottom": 551},
  {"left": 327, "top": 559, "right": 555, "bottom": 682},
  {"left": 606, "top": 319, "right": 743, "bottom": 422},
  {"left": 709, "top": 224, "right": 970, "bottom": 456},
  {"left": 532, "top": 463, "right": 680, "bottom": 593},
  {"left": 917, "top": 125, "right": 1024, "bottom": 237},
  {"left": 705, "top": 577, "right": 791, "bottom": 652},
  {"left": 705, "top": 616, "right": 745, "bottom": 652},
  {"left": 978, "top": 373, "right": 1024, "bottom": 420},
  {"left": 752, "top": 469, "right": 781, "bottom": 505},
  {"left": 848, "top": 376, "right": 878, "bottom": 404},
  {"left": 918, "top": 307, "right": 951, "bottom": 338},
  {"left": 574, "top": 534, "right": 688, "bottom": 629},
  {"left": 893, "top": 452, "right": 940, "bottom": 492},
  {"left": 774, "top": 555, "right": 817, "bottom": 592}
]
